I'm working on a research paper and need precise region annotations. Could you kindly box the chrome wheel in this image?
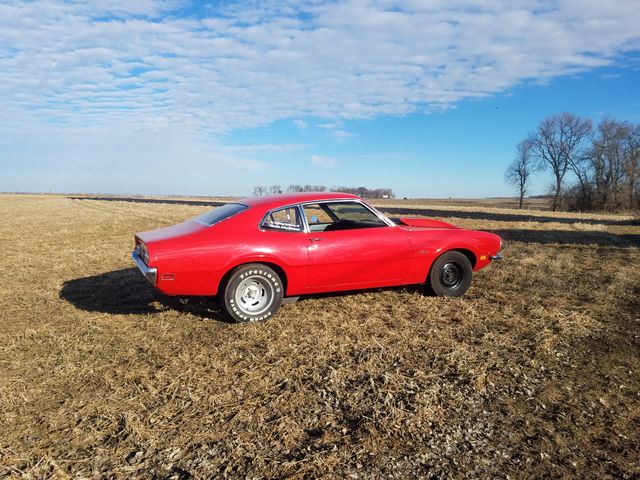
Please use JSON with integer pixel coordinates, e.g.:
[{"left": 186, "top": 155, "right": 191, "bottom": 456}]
[{"left": 234, "top": 275, "right": 274, "bottom": 315}]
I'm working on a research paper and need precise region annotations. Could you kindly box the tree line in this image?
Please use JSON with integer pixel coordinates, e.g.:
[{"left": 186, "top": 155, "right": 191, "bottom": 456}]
[
  {"left": 505, "top": 113, "right": 640, "bottom": 211},
  {"left": 253, "top": 185, "right": 395, "bottom": 199}
]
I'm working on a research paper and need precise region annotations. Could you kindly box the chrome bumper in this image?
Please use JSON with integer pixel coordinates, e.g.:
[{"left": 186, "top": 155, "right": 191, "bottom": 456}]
[
  {"left": 490, "top": 253, "right": 503, "bottom": 261},
  {"left": 132, "top": 250, "right": 157, "bottom": 285}
]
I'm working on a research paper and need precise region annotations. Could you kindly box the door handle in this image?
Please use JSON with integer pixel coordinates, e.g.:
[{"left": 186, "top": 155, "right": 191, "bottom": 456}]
[{"left": 309, "top": 237, "right": 322, "bottom": 243}]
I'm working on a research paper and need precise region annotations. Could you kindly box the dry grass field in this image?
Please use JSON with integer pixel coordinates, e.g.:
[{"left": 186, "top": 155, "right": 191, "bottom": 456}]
[{"left": 1, "top": 194, "right": 639, "bottom": 479}]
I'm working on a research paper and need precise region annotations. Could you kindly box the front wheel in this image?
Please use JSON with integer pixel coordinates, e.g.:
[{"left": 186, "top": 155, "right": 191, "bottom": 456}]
[
  {"left": 221, "top": 264, "right": 283, "bottom": 322},
  {"left": 426, "top": 251, "right": 473, "bottom": 297}
]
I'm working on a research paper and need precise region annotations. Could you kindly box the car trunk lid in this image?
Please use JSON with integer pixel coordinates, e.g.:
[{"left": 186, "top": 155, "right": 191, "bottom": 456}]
[{"left": 135, "top": 220, "right": 206, "bottom": 245}]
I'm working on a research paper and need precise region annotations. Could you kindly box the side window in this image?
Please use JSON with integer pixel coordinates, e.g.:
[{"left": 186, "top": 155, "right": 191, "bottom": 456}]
[
  {"left": 303, "top": 203, "right": 335, "bottom": 232},
  {"left": 302, "top": 202, "right": 387, "bottom": 232},
  {"left": 261, "top": 207, "right": 303, "bottom": 232},
  {"left": 327, "top": 202, "right": 386, "bottom": 226}
]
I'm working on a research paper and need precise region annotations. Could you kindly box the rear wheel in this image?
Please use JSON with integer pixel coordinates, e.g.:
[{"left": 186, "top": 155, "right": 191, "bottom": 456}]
[
  {"left": 426, "top": 251, "right": 473, "bottom": 297},
  {"left": 221, "top": 264, "right": 283, "bottom": 322}
]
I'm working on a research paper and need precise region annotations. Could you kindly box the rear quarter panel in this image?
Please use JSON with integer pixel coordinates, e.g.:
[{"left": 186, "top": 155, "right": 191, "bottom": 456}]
[{"left": 150, "top": 208, "right": 308, "bottom": 296}]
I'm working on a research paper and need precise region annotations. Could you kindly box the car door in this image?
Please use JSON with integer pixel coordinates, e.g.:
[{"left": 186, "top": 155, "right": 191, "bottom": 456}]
[
  {"left": 257, "top": 205, "right": 310, "bottom": 294},
  {"left": 303, "top": 201, "right": 412, "bottom": 290}
]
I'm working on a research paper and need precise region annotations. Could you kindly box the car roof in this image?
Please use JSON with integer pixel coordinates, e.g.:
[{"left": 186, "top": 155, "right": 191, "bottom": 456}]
[{"left": 239, "top": 192, "right": 360, "bottom": 210}]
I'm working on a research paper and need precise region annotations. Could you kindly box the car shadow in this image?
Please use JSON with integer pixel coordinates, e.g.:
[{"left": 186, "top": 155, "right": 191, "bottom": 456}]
[
  {"left": 68, "top": 196, "right": 229, "bottom": 208},
  {"left": 60, "top": 268, "right": 428, "bottom": 320},
  {"left": 491, "top": 229, "right": 640, "bottom": 247},
  {"left": 381, "top": 206, "right": 640, "bottom": 227},
  {"left": 279, "top": 284, "right": 428, "bottom": 307},
  {"left": 60, "top": 268, "right": 231, "bottom": 322}
]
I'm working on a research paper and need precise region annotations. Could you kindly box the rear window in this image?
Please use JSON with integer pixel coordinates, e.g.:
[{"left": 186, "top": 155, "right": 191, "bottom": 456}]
[{"left": 193, "top": 203, "right": 247, "bottom": 226}]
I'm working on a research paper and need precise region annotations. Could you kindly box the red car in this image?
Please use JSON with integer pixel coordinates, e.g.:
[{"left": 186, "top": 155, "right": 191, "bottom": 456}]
[{"left": 132, "top": 193, "right": 502, "bottom": 322}]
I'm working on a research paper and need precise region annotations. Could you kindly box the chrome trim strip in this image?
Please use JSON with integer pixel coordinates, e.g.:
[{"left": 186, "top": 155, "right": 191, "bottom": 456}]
[
  {"left": 490, "top": 253, "right": 503, "bottom": 261},
  {"left": 132, "top": 250, "right": 157, "bottom": 285},
  {"left": 298, "top": 199, "right": 396, "bottom": 229},
  {"left": 296, "top": 203, "right": 311, "bottom": 234},
  {"left": 297, "top": 204, "right": 310, "bottom": 234}
]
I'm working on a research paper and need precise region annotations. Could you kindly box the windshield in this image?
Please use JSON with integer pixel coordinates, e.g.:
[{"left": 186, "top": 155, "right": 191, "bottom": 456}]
[{"left": 193, "top": 203, "right": 248, "bottom": 226}]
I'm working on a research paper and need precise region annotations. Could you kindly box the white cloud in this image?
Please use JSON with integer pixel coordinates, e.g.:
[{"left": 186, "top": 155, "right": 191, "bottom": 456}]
[
  {"left": 317, "top": 122, "right": 342, "bottom": 129},
  {"left": 314, "top": 120, "right": 352, "bottom": 139},
  {"left": 1, "top": 0, "right": 639, "bottom": 140},
  {"left": 293, "top": 119, "right": 307, "bottom": 129},
  {"left": 0, "top": 0, "right": 639, "bottom": 181},
  {"left": 332, "top": 129, "right": 353, "bottom": 140},
  {"left": 310, "top": 155, "right": 336, "bottom": 167}
]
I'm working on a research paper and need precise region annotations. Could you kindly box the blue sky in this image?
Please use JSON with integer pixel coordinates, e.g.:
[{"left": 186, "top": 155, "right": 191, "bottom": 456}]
[{"left": 1, "top": 0, "right": 639, "bottom": 198}]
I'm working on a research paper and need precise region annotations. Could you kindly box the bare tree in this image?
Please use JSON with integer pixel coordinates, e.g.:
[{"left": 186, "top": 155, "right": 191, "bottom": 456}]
[
  {"left": 302, "top": 184, "right": 326, "bottom": 192},
  {"left": 510, "top": 115, "right": 639, "bottom": 212},
  {"left": 287, "top": 184, "right": 303, "bottom": 193},
  {"left": 269, "top": 185, "right": 282, "bottom": 195},
  {"left": 529, "top": 113, "right": 592, "bottom": 211},
  {"left": 505, "top": 139, "right": 538, "bottom": 209},
  {"left": 287, "top": 184, "right": 326, "bottom": 193},
  {"left": 568, "top": 148, "right": 593, "bottom": 209},
  {"left": 588, "top": 119, "right": 633, "bottom": 210},
  {"left": 590, "top": 120, "right": 622, "bottom": 208},
  {"left": 332, "top": 186, "right": 395, "bottom": 199},
  {"left": 623, "top": 124, "right": 640, "bottom": 209},
  {"left": 253, "top": 186, "right": 267, "bottom": 196}
]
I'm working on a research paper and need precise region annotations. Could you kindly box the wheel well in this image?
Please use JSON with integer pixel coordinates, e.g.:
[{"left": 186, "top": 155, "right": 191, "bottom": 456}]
[
  {"left": 219, "top": 261, "right": 288, "bottom": 294},
  {"left": 452, "top": 248, "right": 477, "bottom": 268},
  {"left": 426, "top": 248, "right": 477, "bottom": 284}
]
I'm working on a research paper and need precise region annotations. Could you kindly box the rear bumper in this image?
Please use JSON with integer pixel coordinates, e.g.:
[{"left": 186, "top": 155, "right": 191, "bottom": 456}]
[
  {"left": 490, "top": 253, "right": 503, "bottom": 261},
  {"left": 132, "top": 250, "right": 157, "bottom": 285}
]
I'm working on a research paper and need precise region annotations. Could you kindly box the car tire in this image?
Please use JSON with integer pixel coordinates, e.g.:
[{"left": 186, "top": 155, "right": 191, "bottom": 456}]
[
  {"left": 426, "top": 251, "right": 473, "bottom": 297},
  {"left": 221, "top": 264, "right": 283, "bottom": 322}
]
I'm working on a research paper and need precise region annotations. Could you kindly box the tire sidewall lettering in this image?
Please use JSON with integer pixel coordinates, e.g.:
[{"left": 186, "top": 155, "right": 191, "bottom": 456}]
[{"left": 225, "top": 264, "right": 283, "bottom": 323}]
